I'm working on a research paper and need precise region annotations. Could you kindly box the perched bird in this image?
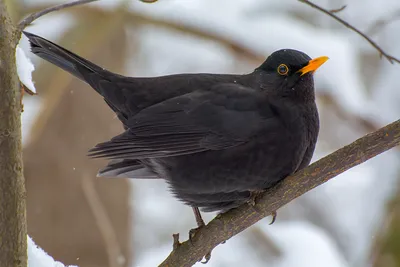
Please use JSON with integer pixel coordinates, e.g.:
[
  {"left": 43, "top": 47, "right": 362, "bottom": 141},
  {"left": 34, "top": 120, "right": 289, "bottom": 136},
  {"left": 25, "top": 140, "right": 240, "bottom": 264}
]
[{"left": 24, "top": 31, "right": 327, "bottom": 228}]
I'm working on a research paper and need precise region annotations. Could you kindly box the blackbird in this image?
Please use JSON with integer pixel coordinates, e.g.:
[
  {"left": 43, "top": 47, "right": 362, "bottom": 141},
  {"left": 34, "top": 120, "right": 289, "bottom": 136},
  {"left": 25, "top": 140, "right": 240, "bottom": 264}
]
[{"left": 24, "top": 31, "right": 327, "bottom": 227}]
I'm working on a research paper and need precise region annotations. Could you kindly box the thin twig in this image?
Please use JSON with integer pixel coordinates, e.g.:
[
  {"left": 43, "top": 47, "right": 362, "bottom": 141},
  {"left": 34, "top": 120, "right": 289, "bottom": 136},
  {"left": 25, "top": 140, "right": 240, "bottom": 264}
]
[
  {"left": 160, "top": 119, "right": 400, "bottom": 266},
  {"left": 82, "top": 172, "right": 125, "bottom": 267},
  {"left": 329, "top": 5, "right": 346, "bottom": 13},
  {"left": 18, "top": 0, "right": 99, "bottom": 31},
  {"left": 19, "top": 4, "right": 264, "bottom": 62},
  {"left": 298, "top": 0, "right": 400, "bottom": 64},
  {"left": 20, "top": 82, "right": 36, "bottom": 96}
]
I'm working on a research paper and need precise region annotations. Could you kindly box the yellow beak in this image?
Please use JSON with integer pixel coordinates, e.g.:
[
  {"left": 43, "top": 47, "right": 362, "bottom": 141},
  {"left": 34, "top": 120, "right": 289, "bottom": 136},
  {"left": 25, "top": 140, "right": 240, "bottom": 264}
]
[{"left": 297, "top": 56, "right": 329, "bottom": 76}]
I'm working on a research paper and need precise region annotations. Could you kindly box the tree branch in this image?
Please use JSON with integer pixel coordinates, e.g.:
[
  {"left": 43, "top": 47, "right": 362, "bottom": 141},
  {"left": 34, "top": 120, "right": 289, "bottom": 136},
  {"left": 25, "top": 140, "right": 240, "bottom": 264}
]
[
  {"left": 328, "top": 5, "right": 347, "bottom": 14},
  {"left": 17, "top": 0, "right": 99, "bottom": 32},
  {"left": 0, "top": 1, "right": 26, "bottom": 266},
  {"left": 298, "top": 0, "right": 400, "bottom": 64},
  {"left": 159, "top": 119, "right": 400, "bottom": 267}
]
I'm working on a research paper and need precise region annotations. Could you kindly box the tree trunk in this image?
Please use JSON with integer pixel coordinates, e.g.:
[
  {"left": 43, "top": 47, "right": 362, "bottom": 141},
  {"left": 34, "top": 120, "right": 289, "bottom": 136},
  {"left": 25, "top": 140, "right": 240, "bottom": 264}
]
[{"left": 0, "top": 1, "right": 27, "bottom": 267}]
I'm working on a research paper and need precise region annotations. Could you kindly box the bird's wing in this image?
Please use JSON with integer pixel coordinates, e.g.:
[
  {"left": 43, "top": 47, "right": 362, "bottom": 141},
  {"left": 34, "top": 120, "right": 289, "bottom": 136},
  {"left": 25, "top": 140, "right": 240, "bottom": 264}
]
[
  {"left": 97, "top": 159, "right": 157, "bottom": 178},
  {"left": 89, "top": 83, "right": 281, "bottom": 159}
]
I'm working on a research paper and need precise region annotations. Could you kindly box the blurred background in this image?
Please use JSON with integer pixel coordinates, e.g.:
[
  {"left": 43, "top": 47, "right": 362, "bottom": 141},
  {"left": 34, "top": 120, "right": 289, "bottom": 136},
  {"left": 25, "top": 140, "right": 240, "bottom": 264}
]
[{"left": 9, "top": 0, "right": 400, "bottom": 266}]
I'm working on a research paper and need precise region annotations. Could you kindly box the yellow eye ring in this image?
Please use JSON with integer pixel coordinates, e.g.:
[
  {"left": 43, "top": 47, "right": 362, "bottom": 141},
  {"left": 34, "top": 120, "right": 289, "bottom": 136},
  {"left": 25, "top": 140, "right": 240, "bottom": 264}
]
[{"left": 277, "top": 64, "right": 289, "bottom": 75}]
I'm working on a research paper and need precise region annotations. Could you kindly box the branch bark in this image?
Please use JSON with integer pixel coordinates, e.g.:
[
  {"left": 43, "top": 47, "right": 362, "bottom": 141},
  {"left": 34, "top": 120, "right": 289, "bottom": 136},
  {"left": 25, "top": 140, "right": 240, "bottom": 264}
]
[
  {"left": 159, "top": 119, "right": 400, "bottom": 267},
  {"left": 0, "top": 1, "right": 27, "bottom": 267}
]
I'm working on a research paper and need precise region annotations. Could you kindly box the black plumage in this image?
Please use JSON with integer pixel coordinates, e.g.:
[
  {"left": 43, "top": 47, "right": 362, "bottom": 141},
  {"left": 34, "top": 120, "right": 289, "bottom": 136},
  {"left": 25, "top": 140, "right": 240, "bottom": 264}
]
[{"left": 24, "top": 31, "right": 327, "bottom": 214}]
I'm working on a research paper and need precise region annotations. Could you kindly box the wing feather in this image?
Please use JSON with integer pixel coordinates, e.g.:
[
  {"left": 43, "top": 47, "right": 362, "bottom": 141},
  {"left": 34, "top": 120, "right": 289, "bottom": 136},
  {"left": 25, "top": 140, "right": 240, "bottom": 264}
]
[{"left": 89, "top": 84, "right": 278, "bottom": 160}]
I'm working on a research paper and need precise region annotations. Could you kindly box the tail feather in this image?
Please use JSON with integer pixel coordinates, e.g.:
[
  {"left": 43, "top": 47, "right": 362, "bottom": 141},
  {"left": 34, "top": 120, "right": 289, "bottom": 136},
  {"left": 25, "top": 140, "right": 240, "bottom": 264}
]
[
  {"left": 23, "top": 31, "right": 133, "bottom": 122},
  {"left": 23, "top": 31, "right": 107, "bottom": 94},
  {"left": 97, "top": 159, "right": 157, "bottom": 179}
]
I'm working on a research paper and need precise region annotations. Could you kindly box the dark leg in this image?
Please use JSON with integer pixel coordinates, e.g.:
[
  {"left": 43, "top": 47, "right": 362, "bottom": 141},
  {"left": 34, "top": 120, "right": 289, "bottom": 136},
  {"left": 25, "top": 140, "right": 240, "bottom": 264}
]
[
  {"left": 189, "top": 207, "right": 205, "bottom": 242},
  {"left": 192, "top": 207, "right": 205, "bottom": 227},
  {"left": 190, "top": 207, "right": 212, "bottom": 264}
]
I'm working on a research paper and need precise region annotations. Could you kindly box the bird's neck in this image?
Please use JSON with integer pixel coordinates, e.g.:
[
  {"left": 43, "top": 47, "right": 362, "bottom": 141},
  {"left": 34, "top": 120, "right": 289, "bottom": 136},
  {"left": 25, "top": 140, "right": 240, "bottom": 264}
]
[{"left": 289, "top": 75, "right": 316, "bottom": 103}]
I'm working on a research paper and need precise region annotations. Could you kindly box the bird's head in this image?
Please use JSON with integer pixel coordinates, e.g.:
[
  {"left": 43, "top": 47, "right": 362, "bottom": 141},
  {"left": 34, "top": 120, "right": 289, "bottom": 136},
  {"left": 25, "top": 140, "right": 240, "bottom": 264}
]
[{"left": 256, "top": 49, "right": 328, "bottom": 100}]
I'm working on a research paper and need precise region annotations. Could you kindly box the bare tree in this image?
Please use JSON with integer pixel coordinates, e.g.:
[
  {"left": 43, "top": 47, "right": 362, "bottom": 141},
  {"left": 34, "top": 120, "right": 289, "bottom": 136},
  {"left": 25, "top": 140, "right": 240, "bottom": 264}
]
[
  {"left": 0, "top": 2, "right": 26, "bottom": 266},
  {"left": 0, "top": 1, "right": 100, "bottom": 266}
]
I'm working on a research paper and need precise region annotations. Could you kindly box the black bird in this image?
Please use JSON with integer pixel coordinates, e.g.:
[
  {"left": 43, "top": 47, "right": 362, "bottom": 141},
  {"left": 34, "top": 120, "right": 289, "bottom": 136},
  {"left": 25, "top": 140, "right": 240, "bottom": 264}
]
[{"left": 24, "top": 31, "right": 327, "bottom": 227}]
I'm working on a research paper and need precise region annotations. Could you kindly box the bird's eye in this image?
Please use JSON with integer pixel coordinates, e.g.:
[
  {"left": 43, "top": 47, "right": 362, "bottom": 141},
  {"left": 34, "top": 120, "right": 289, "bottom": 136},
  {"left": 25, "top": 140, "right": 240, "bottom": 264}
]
[{"left": 277, "top": 64, "right": 289, "bottom": 75}]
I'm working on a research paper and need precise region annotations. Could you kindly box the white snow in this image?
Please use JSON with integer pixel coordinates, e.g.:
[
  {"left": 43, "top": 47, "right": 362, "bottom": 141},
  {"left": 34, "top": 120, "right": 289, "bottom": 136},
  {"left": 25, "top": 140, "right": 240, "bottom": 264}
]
[
  {"left": 28, "top": 236, "right": 78, "bottom": 267},
  {"left": 21, "top": 96, "right": 41, "bottom": 146},
  {"left": 16, "top": 46, "right": 36, "bottom": 94},
  {"left": 16, "top": 36, "right": 43, "bottom": 147}
]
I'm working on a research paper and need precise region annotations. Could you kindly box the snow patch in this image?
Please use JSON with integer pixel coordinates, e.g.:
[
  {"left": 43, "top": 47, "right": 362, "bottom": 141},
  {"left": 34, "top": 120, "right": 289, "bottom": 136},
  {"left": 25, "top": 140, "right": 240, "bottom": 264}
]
[
  {"left": 16, "top": 46, "right": 36, "bottom": 94},
  {"left": 28, "top": 236, "right": 78, "bottom": 267}
]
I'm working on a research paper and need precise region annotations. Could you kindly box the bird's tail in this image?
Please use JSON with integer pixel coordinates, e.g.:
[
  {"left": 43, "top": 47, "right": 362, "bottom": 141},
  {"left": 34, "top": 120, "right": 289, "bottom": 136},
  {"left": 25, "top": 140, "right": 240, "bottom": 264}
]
[{"left": 23, "top": 31, "right": 109, "bottom": 95}]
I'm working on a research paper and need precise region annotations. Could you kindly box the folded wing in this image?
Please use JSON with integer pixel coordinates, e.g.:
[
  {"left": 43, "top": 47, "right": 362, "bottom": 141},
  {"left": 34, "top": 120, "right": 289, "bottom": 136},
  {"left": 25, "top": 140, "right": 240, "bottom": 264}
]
[{"left": 89, "top": 83, "right": 279, "bottom": 163}]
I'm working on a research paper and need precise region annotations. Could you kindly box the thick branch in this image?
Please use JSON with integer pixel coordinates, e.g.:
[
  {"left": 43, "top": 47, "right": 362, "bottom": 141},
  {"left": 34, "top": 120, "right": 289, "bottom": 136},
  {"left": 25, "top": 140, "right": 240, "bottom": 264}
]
[
  {"left": 17, "top": 0, "right": 99, "bottom": 31},
  {"left": 0, "top": 1, "right": 26, "bottom": 267},
  {"left": 160, "top": 119, "right": 400, "bottom": 267}
]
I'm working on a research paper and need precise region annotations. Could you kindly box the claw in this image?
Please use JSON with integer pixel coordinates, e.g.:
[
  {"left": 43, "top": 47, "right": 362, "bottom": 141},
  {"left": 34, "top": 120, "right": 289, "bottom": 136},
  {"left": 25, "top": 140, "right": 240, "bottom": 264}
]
[
  {"left": 201, "top": 251, "right": 212, "bottom": 264},
  {"left": 269, "top": 211, "right": 277, "bottom": 225},
  {"left": 189, "top": 226, "right": 213, "bottom": 263}
]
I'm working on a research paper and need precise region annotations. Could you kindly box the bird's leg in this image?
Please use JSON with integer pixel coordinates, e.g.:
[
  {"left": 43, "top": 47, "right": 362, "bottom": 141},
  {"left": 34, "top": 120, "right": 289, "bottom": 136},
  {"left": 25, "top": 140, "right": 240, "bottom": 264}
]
[
  {"left": 189, "top": 207, "right": 205, "bottom": 241},
  {"left": 192, "top": 207, "right": 205, "bottom": 228},
  {"left": 188, "top": 207, "right": 213, "bottom": 264}
]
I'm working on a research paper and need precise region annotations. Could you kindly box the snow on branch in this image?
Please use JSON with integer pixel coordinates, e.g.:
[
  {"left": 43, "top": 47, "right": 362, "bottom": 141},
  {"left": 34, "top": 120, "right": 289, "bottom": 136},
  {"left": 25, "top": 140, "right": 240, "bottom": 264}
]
[
  {"left": 16, "top": 46, "right": 36, "bottom": 95},
  {"left": 28, "top": 236, "right": 78, "bottom": 267}
]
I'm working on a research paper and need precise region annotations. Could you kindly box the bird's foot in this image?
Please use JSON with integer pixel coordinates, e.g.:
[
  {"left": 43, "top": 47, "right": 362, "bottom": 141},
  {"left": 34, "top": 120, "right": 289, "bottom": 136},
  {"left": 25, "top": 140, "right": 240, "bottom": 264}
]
[
  {"left": 269, "top": 210, "right": 277, "bottom": 225},
  {"left": 247, "top": 190, "right": 265, "bottom": 206},
  {"left": 172, "top": 231, "right": 212, "bottom": 263},
  {"left": 190, "top": 207, "right": 206, "bottom": 244},
  {"left": 189, "top": 226, "right": 202, "bottom": 243},
  {"left": 171, "top": 228, "right": 212, "bottom": 264},
  {"left": 247, "top": 191, "right": 278, "bottom": 224},
  {"left": 189, "top": 225, "right": 213, "bottom": 264}
]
